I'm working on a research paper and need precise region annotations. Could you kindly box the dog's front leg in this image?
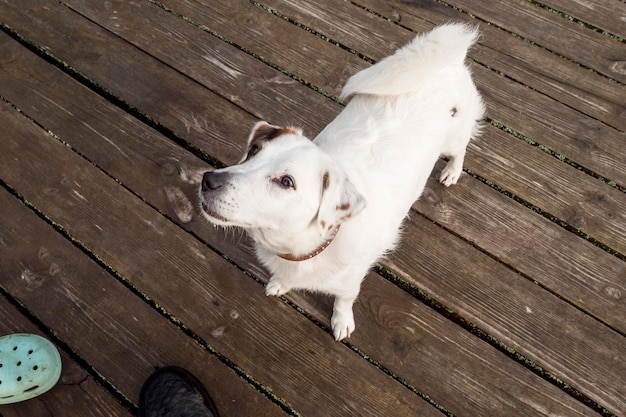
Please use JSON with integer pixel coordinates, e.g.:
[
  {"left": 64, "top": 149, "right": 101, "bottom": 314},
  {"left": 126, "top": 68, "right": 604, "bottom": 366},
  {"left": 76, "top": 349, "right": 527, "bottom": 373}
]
[
  {"left": 265, "top": 276, "right": 289, "bottom": 296},
  {"left": 331, "top": 295, "right": 357, "bottom": 341}
]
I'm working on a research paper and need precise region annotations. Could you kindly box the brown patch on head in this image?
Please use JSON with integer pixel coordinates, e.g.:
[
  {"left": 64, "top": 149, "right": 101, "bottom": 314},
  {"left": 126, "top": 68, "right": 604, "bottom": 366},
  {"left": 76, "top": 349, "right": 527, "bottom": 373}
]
[
  {"left": 251, "top": 123, "right": 282, "bottom": 143},
  {"left": 244, "top": 123, "right": 302, "bottom": 162},
  {"left": 337, "top": 202, "right": 351, "bottom": 211},
  {"left": 322, "top": 171, "right": 330, "bottom": 191},
  {"left": 451, "top": 107, "right": 458, "bottom": 117},
  {"left": 252, "top": 123, "right": 300, "bottom": 143},
  {"left": 279, "top": 126, "right": 301, "bottom": 136}
]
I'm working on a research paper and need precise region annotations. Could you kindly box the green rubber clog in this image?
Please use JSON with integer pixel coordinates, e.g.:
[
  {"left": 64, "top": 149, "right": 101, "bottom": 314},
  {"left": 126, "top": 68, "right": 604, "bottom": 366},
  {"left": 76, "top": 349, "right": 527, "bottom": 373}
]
[{"left": 0, "top": 334, "right": 62, "bottom": 404}]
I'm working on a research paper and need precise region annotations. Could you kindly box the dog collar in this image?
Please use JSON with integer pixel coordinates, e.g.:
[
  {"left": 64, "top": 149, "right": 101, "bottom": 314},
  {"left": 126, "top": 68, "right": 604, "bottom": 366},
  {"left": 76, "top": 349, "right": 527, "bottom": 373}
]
[{"left": 278, "top": 225, "right": 340, "bottom": 262}]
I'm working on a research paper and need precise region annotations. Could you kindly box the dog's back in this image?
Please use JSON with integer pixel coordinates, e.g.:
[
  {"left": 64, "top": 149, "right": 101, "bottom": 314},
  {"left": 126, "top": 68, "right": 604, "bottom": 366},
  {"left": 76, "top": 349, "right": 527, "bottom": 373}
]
[{"left": 315, "top": 23, "right": 484, "bottom": 213}]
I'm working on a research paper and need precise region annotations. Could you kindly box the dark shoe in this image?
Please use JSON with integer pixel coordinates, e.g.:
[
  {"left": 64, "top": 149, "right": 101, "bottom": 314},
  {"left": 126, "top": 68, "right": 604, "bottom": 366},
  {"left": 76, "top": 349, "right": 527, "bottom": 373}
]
[{"left": 139, "top": 366, "right": 220, "bottom": 417}]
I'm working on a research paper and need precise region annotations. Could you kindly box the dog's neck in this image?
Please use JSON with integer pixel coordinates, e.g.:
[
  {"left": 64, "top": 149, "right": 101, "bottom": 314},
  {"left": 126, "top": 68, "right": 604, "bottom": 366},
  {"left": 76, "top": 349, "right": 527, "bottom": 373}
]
[{"left": 278, "top": 224, "right": 340, "bottom": 262}]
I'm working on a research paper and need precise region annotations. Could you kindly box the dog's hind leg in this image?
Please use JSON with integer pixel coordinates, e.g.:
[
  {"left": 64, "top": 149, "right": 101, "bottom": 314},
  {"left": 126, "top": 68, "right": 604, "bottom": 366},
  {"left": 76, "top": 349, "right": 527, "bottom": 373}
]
[
  {"left": 439, "top": 146, "right": 467, "bottom": 187},
  {"left": 439, "top": 118, "right": 477, "bottom": 187}
]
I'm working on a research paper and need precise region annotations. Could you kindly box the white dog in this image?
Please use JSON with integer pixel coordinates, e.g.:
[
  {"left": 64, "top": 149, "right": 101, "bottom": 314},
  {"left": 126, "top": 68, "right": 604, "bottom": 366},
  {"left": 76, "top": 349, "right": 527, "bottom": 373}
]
[{"left": 199, "top": 23, "right": 484, "bottom": 341}]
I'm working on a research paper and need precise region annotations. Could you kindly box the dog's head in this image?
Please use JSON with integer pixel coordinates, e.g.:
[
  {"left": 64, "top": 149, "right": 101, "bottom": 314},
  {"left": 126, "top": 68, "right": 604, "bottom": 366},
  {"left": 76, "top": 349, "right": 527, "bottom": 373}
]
[{"left": 199, "top": 121, "right": 365, "bottom": 250}]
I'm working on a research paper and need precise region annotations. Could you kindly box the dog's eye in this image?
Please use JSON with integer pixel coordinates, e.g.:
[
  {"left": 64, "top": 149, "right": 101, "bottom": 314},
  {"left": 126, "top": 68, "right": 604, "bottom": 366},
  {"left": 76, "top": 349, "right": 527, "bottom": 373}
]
[
  {"left": 247, "top": 143, "right": 261, "bottom": 158},
  {"left": 278, "top": 175, "right": 295, "bottom": 189}
]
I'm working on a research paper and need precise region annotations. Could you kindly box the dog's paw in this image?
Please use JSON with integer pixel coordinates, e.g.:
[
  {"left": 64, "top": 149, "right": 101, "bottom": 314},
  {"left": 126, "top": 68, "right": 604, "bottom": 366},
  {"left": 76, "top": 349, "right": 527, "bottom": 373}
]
[
  {"left": 331, "top": 310, "right": 355, "bottom": 341},
  {"left": 265, "top": 278, "right": 288, "bottom": 297},
  {"left": 439, "top": 160, "right": 463, "bottom": 187}
]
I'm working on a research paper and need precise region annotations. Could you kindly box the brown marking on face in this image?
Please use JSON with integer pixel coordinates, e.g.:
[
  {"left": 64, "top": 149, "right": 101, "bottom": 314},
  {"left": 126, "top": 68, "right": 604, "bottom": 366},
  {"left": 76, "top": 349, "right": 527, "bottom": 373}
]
[
  {"left": 322, "top": 171, "right": 330, "bottom": 191},
  {"left": 320, "top": 220, "right": 326, "bottom": 229},
  {"left": 337, "top": 202, "right": 351, "bottom": 211},
  {"left": 252, "top": 124, "right": 300, "bottom": 143},
  {"left": 243, "top": 123, "right": 301, "bottom": 162},
  {"left": 279, "top": 126, "right": 300, "bottom": 136},
  {"left": 245, "top": 124, "right": 302, "bottom": 162},
  {"left": 451, "top": 107, "right": 458, "bottom": 117},
  {"left": 251, "top": 123, "right": 280, "bottom": 143}
]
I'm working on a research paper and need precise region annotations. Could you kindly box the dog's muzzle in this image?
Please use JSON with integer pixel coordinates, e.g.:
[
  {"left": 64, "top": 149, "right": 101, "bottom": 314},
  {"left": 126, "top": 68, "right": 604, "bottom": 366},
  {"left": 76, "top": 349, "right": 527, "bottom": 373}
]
[
  {"left": 199, "top": 171, "right": 233, "bottom": 223},
  {"left": 201, "top": 171, "right": 231, "bottom": 192}
]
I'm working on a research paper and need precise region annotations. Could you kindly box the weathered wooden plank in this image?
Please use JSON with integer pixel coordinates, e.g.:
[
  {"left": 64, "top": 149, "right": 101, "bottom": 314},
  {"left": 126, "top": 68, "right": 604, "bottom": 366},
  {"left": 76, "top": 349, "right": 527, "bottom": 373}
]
[
  {"left": 113, "top": 0, "right": 362, "bottom": 99},
  {"left": 0, "top": 96, "right": 600, "bottom": 417},
  {"left": 264, "top": 0, "right": 626, "bottom": 132},
  {"left": 0, "top": 101, "right": 441, "bottom": 417},
  {"left": 152, "top": 0, "right": 365, "bottom": 98},
  {"left": 26, "top": 0, "right": 625, "bottom": 265},
  {"left": 0, "top": 193, "right": 291, "bottom": 417},
  {"left": 469, "top": 59, "right": 626, "bottom": 191},
  {"left": 4, "top": 0, "right": 622, "bottom": 324},
  {"left": 403, "top": 174, "right": 626, "bottom": 413},
  {"left": 8, "top": 0, "right": 626, "bottom": 210},
  {"left": 464, "top": 113, "right": 626, "bottom": 256},
  {"left": 7, "top": 0, "right": 623, "bottom": 327},
  {"left": 533, "top": 0, "right": 626, "bottom": 40},
  {"left": 0, "top": 34, "right": 618, "bottom": 416},
  {"left": 240, "top": 0, "right": 626, "bottom": 253},
  {"left": 0, "top": 7, "right": 256, "bottom": 166},
  {"left": 428, "top": 0, "right": 626, "bottom": 84},
  {"left": 351, "top": 274, "right": 602, "bottom": 417},
  {"left": 0, "top": 299, "right": 133, "bottom": 417},
  {"left": 416, "top": 158, "right": 626, "bottom": 332},
  {"left": 2, "top": 0, "right": 620, "bottom": 410},
  {"left": 256, "top": 0, "right": 411, "bottom": 61}
]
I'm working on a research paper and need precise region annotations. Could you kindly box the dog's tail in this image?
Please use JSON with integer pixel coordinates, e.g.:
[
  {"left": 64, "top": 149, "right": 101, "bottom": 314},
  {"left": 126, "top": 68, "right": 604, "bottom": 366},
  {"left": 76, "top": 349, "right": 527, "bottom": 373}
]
[{"left": 340, "top": 23, "right": 478, "bottom": 100}]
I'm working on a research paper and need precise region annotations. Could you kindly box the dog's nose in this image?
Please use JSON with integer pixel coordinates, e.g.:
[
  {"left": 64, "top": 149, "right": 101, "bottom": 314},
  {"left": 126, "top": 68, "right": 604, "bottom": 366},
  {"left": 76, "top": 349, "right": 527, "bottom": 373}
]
[{"left": 201, "top": 171, "right": 228, "bottom": 192}]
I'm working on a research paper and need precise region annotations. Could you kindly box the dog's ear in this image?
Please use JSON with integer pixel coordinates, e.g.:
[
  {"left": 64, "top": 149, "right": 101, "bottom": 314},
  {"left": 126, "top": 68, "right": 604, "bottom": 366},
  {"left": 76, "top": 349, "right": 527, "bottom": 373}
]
[
  {"left": 247, "top": 121, "right": 303, "bottom": 145},
  {"left": 247, "top": 121, "right": 281, "bottom": 146},
  {"left": 316, "top": 170, "right": 366, "bottom": 234},
  {"left": 241, "top": 122, "right": 303, "bottom": 163}
]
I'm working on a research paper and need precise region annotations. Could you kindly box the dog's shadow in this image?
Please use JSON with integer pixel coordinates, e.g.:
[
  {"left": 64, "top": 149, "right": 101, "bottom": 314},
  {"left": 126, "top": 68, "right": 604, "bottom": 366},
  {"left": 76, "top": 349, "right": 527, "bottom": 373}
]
[{"left": 282, "top": 290, "right": 336, "bottom": 331}]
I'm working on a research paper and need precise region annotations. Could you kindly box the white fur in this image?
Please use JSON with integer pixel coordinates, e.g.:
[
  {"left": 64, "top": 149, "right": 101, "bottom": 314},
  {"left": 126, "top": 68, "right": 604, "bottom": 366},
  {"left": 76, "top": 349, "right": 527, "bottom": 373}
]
[{"left": 199, "top": 24, "right": 484, "bottom": 341}]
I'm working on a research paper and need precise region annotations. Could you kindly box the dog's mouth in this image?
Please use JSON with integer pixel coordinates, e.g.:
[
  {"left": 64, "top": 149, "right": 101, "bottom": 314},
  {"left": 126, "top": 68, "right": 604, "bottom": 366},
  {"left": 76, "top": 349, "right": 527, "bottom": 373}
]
[{"left": 200, "top": 200, "right": 231, "bottom": 224}]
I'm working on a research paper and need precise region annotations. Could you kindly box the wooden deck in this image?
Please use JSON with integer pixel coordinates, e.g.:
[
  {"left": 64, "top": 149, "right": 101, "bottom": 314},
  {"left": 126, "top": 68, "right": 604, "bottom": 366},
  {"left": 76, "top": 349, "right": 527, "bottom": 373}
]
[{"left": 0, "top": 0, "right": 624, "bottom": 416}]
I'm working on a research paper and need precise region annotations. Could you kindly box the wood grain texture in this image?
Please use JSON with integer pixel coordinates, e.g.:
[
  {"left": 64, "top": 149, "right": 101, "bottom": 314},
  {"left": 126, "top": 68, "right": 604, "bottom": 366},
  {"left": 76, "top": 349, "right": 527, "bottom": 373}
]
[
  {"left": 17, "top": 0, "right": 624, "bottom": 256},
  {"left": 1, "top": 0, "right": 624, "bottom": 415},
  {"left": 259, "top": 0, "right": 413, "bottom": 60},
  {"left": 0, "top": 39, "right": 605, "bottom": 417},
  {"left": 268, "top": 0, "right": 626, "bottom": 131},
  {"left": 535, "top": 0, "right": 626, "bottom": 39},
  {"left": 464, "top": 119, "right": 626, "bottom": 256},
  {"left": 0, "top": 194, "right": 289, "bottom": 417},
  {"left": 154, "top": 0, "right": 364, "bottom": 98},
  {"left": 401, "top": 186, "right": 626, "bottom": 412},
  {"left": 66, "top": 0, "right": 341, "bottom": 133},
  {"left": 352, "top": 273, "right": 601, "bottom": 417},
  {"left": 0, "top": 14, "right": 622, "bottom": 414},
  {"left": 0, "top": 102, "right": 439, "bottom": 417},
  {"left": 471, "top": 60, "right": 626, "bottom": 192},
  {"left": 0, "top": 299, "right": 133, "bottom": 417},
  {"left": 0, "top": 2, "right": 253, "bottom": 164},
  {"left": 438, "top": 0, "right": 626, "bottom": 84},
  {"left": 416, "top": 160, "right": 626, "bottom": 333},
  {"left": 249, "top": 0, "right": 626, "bottom": 251}
]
